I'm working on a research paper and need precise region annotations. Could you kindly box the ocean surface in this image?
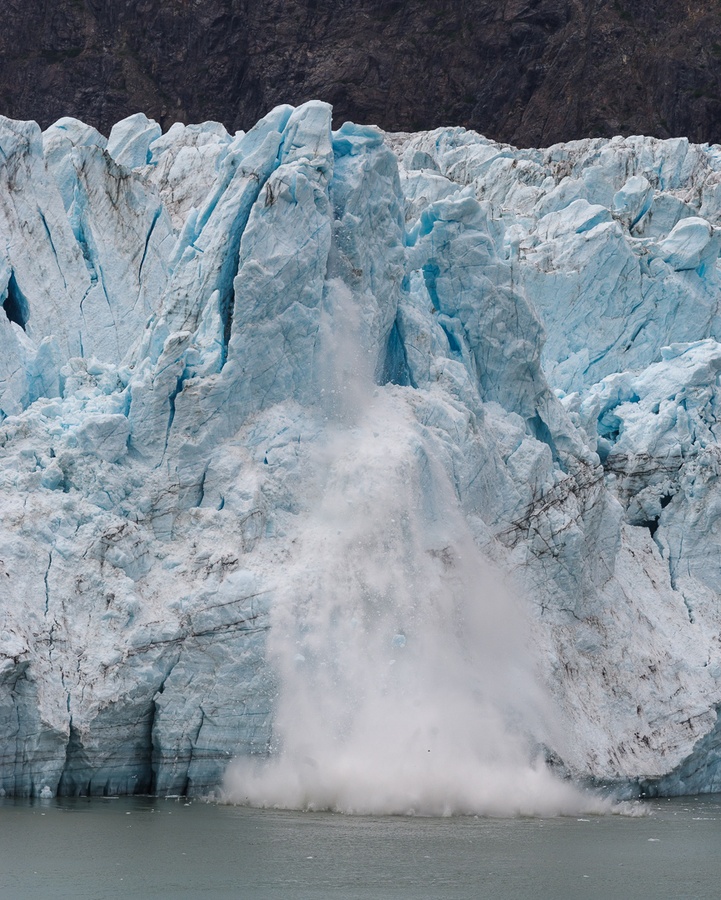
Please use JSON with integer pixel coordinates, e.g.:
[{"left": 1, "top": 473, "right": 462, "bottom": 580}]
[{"left": 1, "top": 794, "right": 720, "bottom": 899}]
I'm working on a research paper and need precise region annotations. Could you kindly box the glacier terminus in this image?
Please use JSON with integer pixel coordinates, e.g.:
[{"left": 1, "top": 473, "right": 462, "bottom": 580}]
[{"left": 2, "top": 101, "right": 721, "bottom": 807}]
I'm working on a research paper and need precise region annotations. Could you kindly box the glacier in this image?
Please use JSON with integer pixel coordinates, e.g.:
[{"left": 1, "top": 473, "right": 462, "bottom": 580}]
[{"left": 2, "top": 101, "right": 721, "bottom": 804}]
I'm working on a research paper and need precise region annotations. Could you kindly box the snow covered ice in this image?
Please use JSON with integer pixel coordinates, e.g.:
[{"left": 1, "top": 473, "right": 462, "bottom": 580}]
[{"left": 2, "top": 102, "right": 721, "bottom": 804}]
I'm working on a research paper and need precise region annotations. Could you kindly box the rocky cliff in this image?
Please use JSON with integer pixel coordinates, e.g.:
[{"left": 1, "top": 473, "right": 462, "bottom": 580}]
[{"left": 2, "top": 1, "right": 721, "bottom": 147}]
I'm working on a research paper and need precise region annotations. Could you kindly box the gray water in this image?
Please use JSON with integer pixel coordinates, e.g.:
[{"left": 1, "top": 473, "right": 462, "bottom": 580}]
[{"left": 1, "top": 795, "right": 720, "bottom": 899}]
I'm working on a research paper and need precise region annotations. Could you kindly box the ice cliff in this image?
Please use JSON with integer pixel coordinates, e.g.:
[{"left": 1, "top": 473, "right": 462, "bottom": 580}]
[{"left": 2, "top": 102, "right": 721, "bottom": 801}]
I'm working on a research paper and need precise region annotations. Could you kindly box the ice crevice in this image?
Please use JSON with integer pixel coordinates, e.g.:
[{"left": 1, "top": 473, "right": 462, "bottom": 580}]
[
  {"left": 2, "top": 272, "right": 29, "bottom": 331},
  {"left": 43, "top": 551, "right": 52, "bottom": 617},
  {"left": 138, "top": 207, "right": 162, "bottom": 287}
]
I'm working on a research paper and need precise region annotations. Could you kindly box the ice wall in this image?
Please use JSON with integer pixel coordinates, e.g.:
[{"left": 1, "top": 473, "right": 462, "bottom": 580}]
[{"left": 2, "top": 104, "right": 721, "bottom": 801}]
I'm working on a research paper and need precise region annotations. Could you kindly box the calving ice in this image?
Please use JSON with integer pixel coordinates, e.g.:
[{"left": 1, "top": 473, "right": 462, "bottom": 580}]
[{"left": 1, "top": 101, "right": 720, "bottom": 808}]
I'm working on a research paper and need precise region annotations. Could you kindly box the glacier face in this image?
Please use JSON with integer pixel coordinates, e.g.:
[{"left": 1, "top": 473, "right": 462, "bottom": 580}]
[{"left": 2, "top": 103, "right": 721, "bottom": 800}]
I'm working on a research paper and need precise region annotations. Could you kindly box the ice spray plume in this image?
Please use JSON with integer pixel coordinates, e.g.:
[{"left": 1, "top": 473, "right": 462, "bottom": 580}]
[{"left": 223, "top": 280, "right": 612, "bottom": 816}]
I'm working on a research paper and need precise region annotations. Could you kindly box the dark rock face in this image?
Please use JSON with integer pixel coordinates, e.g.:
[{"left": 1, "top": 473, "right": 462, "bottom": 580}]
[{"left": 1, "top": 0, "right": 721, "bottom": 147}]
